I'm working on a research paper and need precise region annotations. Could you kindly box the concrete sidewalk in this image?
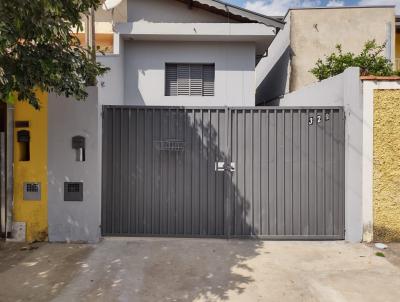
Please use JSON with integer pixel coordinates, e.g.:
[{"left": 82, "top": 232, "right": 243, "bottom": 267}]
[{"left": 0, "top": 239, "right": 399, "bottom": 302}]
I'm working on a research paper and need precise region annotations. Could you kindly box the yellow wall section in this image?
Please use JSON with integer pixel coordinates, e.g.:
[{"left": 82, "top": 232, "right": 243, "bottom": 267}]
[
  {"left": 13, "top": 91, "right": 48, "bottom": 242},
  {"left": 373, "top": 89, "right": 400, "bottom": 242}
]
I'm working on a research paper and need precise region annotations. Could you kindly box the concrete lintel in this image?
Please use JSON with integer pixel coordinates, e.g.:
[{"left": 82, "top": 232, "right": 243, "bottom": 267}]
[{"left": 115, "top": 22, "right": 275, "bottom": 39}]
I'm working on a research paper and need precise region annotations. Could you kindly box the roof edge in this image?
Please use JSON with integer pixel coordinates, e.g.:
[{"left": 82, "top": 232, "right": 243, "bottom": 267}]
[
  {"left": 284, "top": 5, "right": 396, "bottom": 19},
  {"left": 191, "top": 0, "right": 285, "bottom": 29}
]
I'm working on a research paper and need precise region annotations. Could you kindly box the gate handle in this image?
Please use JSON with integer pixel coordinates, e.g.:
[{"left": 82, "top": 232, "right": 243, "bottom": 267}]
[{"left": 215, "top": 162, "right": 236, "bottom": 172}]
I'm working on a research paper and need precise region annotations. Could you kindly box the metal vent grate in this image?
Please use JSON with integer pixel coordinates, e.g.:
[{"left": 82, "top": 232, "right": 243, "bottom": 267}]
[
  {"left": 64, "top": 182, "right": 83, "bottom": 202},
  {"left": 26, "top": 183, "right": 39, "bottom": 192},
  {"left": 23, "top": 183, "right": 41, "bottom": 201},
  {"left": 67, "top": 183, "right": 81, "bottom": 193}
]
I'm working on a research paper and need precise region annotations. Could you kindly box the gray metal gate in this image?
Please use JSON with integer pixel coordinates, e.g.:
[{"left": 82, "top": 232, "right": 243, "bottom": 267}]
[{"left": 102, "top": 106, "right": 345, "bottom": 239}]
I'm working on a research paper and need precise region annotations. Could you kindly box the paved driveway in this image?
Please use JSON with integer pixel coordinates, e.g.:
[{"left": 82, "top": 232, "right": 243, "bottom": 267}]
[{"left": 0, "top": 239, "right": 399, "bottom": 302}]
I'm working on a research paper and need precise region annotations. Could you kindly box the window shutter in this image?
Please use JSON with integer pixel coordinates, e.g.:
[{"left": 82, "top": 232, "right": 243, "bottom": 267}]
[
  {"left": 166, "top": 63, "right": 215, "bottom": 97},
  {"left": 165, "top": 64, "right": 177, "bottom": 96},
  {"left": 190, "top": 64, "right": 203, "bottom": 96},
  {"left": 177, "top": 64, "right": 190, "bottom": 96},
  {"left": 203, "top": 64, "right": 215, "bottom": 96}
]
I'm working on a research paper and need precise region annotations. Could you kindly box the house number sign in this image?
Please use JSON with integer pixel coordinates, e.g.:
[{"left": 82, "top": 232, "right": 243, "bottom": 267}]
[{"left": 308, "top": 113, "right": 330, "bottom": 125}]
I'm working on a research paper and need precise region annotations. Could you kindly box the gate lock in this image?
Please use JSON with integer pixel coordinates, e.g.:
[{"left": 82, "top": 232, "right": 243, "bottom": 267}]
[{"left": 215, "top": 162, "right": 236, "bottom": 172}]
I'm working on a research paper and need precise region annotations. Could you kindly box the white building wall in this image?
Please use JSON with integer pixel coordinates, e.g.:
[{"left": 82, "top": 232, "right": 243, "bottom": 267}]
[
  {"left": 124, "top": 41, "right": 256, "bottom": 107},
  {"left": 127, "top": 0, "right": 236, "bottom": 23}
]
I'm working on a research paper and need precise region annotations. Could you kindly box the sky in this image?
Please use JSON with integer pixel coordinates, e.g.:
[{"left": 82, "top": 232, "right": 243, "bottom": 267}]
[{"left": 223, "top": 0, "right": 400, "bottom": 15}]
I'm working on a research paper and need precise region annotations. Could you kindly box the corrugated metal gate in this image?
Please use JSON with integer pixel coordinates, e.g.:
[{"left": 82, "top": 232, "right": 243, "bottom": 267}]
[{"left": 102, "top": 106, "right": 345, "bottom": 240}]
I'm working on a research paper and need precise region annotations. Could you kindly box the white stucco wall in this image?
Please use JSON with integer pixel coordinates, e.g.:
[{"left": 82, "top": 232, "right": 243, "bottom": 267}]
[{"left": 123, "top": 41, "right": 256, "bottom": 106}]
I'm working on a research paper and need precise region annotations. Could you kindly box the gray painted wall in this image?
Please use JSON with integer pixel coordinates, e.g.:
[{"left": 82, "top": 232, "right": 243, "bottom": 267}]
[
  {"left": 124, "top": 41, "right": 256, "bottom": 106},
  {"left": 97, "top": 40, "right": 257, "bottom": 107},
  {"left": 277, "top": 67, "right": 363, "bottom": 242},
  {"left": 48, "top": 87, "right": 101, "bottom": 243}
]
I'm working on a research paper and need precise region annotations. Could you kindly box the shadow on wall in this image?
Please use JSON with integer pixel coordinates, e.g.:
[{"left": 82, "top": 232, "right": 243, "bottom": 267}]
[
  {"left": 101, "top": 107, "right": 262, "bottom": 299},
  {"left": 256, "top": 46, "right": 291, "bottom": 106}
]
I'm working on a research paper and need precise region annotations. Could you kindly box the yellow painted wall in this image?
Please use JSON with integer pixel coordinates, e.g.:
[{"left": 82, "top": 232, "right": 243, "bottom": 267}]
[
  {"left": 13, "top": 91, "right": 48, "bottom": 242},
  {"left": 373, "top": 89, "right": 400, "bottom": 242}
]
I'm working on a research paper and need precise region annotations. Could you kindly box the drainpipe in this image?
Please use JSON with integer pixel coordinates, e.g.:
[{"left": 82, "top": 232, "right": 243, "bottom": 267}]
[
  {"left": 5, "top": 105, "right": 14, "bottom": 239},
  {"left": 89, "top": 7, "right": 96, "bottom": 63},
  {"left": 386, "top": 22, "right": 392, "bottom": 62}
]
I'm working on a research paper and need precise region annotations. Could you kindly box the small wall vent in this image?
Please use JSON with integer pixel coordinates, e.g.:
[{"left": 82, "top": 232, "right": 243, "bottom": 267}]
[
  {"left": 23, "top": 182, "right": 41, "bottom": 201},
  {"left": 64, "top": 182, "right": 83, "bottom": 202}
]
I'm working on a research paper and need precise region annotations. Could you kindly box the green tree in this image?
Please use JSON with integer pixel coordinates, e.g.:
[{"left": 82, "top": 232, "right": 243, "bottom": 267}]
[
  {"left": 0, "top": 0, "right": 109, "bottom": 109},
  {"left": 310, "top": 40, "right": 394, "bottom": 81}
]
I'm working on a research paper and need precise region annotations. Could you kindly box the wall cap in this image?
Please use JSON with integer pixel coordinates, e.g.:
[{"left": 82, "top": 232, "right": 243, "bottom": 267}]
[{"left": 360, "top": 76, "right": 400, "bottom": 81}]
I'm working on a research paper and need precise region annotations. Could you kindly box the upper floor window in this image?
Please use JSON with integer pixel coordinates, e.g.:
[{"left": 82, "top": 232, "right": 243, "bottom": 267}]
[{"left": 165, "top": 63, "right": 215, "bottom": 97}]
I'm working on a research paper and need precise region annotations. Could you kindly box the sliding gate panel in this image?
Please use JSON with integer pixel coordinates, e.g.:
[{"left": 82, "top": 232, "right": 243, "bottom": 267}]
[
  {"left": 102, "top": 107, "right": 228, "bottom": 236},
  {"left": 102, "top": 106, "right": 345, "bottom": 239},
  {"left": 228, "top": 108, "right": 345, "bottom": 239}
]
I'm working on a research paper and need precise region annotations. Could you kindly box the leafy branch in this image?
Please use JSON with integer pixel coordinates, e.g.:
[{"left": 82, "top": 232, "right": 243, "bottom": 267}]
[
  {"left": 0, "top": 0, "right": 109, "bottom": 109},
  {"left": 310, "top": 40, "right": 395, "bottom": 81}
]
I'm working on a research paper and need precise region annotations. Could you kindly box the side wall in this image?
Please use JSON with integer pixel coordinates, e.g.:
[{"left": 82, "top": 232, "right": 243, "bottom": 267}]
[
  {"left": 13, "top": 91, "right": 48, "bottom": 242},
  {"left": 124, "top": 41, "right": 256, "bottom": 106},
  {"left": 290, "top": 7, "right": 395, "bottom": 92},
  {"left": 256, "top": 15, "right": 291, "bottom": 104},
  {"left": 48, "top": 87, "right": 101, "bottom": 243},
  {"left": 278, "top": 68, "right": 364, "bottom": 242},
  {"left": 373, "top": 89, "right": 400, "bottom": 242}
]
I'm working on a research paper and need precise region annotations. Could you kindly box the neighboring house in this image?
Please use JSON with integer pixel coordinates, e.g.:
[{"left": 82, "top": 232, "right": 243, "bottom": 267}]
[
  {"left": 256, "top": 6, "right": 396, "bottom": 104},
  {"left": 92, "top": 0, "right": 283, "bottom": 107}
]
